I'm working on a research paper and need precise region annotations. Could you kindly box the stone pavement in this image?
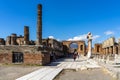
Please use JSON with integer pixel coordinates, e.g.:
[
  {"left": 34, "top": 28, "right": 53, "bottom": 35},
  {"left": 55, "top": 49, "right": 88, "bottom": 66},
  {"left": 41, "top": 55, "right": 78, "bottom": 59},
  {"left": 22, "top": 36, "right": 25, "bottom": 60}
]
[
  {"left": 96, "top": 59, "right": 120, "bottom": 80},
  {"left": 16, "top": 57, "right": 101, "bottom": 80}
]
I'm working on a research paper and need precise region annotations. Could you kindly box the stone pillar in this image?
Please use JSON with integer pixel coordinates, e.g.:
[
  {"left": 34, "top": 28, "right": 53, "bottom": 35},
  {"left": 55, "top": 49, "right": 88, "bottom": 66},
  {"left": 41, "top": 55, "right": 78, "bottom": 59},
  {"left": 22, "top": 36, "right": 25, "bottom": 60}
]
[
  {"left": 87, "top": 32, "right": 92, "bottom": 58},
  {"left": 105, "top": 48, "right": 106, "bottom": 54},
  {"left": 24, "top": 26, "right": 29, "bottom": 45},
  {"left": 106, "top": 47, "right": 109, "bottom": 54},
  {"left": 103, "top": 48, "right": 105, "bottom": 54},
  {"left": 114, "top": 46, "right": 118, "bottom": 54},
  {"left": 6, "top": 36, "right": 11, "bottom": 45},
  {"left": 109, "top": 46, "right": 113, "bottom": 54},
  {"left": 106, "top": 48, "right": 108, "bottom": 54},
  {"left": 36, "top": 4, "right": 42, "bottom": 45},
  {"left": 11, "top": 33, "right": 17, "bottom": 45}
]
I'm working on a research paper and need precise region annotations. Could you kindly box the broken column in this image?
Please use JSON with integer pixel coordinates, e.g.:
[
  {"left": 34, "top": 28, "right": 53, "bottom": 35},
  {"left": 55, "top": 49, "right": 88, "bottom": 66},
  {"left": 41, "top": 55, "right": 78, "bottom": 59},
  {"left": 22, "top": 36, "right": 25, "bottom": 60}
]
[
  {"left": 24, "top": 26, "right": 29, "bottom": 45},
  {"left": 87, "top": 32, "right": 92, "bottom": 59},
  {"left": 11, "top": 33, "right": 17, "bottom": 45},
  {"left": 36, "top": 4, "right": 42, "bottom": 45}
]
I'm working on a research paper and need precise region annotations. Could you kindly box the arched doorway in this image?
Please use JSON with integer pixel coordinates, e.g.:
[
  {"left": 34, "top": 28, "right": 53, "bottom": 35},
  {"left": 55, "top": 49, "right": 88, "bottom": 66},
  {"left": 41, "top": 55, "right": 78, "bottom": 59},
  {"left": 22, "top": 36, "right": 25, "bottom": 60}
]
[
  {"left": 62, "top": 40, "right": 85, "bottom": 55},
  {"left": 69, "top": 42, "right": 78, "bottom": 53}
]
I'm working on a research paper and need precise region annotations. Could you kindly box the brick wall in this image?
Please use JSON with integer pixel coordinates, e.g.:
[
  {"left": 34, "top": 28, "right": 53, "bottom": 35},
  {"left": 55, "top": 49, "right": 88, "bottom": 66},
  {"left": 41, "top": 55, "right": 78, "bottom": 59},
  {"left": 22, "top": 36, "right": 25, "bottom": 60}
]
[
  {"left": 0, "top": 52, "right": 50, "bottom": 65},
  {"left": 24, "top": 52, "right": 50, "bottom": 65},
  {"left": 0, "top": 45, "right": 65, "bottom": 65},
  {"left": 0, "top": 53, "right": 12, "bottom": 64},
  {"left": 24, "top": 53, "right": 42, "bottom": 65}
]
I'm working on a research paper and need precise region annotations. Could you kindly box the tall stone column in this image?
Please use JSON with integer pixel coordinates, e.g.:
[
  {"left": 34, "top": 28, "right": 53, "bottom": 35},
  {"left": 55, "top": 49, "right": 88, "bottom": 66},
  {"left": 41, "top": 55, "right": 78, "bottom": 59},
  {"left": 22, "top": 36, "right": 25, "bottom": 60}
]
[
  {"left": 36, "top": 4, "right": 42, "bottom": 45},
  {"left": 24, "top": 26, "right": 29, "bottom": 45},
  {"left": 87, "top": 32, "right": 92, "bottom": 59}
]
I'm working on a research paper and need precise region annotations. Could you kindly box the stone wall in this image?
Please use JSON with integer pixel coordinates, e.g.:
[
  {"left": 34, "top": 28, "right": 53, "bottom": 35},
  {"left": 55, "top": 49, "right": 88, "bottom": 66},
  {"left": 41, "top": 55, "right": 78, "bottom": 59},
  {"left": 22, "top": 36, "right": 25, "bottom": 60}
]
[
  {"left": 0, "top": 45, "right": 50, "bottom": 65},
  {"left": 0, "top": 53, "right": 12, "bottom": 64},
  {"left": 24, "top": 52, "right": 50, "bottom": 65}
]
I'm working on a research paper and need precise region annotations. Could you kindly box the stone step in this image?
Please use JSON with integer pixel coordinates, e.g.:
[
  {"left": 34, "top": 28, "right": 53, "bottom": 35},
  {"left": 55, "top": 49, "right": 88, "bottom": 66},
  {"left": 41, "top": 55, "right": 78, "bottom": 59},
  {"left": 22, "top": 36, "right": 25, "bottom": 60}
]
[
  {"left": 27, "top": 68, "right": 55, "bottom": 80},
  {"left": 41, "top": 68, "right": 63, "bottom": 80},
  {"left": 16, "top": 68, "right": 47, "bottom": 80},
  {"left": 16, "top": 67, "right": 63, "bottom": 80}
]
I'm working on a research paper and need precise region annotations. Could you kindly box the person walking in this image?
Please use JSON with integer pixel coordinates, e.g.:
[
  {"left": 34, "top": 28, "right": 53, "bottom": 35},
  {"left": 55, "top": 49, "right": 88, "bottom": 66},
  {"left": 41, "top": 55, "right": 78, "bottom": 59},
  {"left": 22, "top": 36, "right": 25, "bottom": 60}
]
[{"left": 73, "top": 49, "right": 78, "bottom": 61}]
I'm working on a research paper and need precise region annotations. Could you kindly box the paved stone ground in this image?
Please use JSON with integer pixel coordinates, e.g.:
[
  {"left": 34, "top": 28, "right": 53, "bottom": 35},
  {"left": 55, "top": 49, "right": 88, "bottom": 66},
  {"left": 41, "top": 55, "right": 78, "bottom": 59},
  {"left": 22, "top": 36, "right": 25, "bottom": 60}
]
[
  {"left": 16, "top": 56, "right": 114, "bottom": 80},
  {"left": 54, "top": 69, "right": 115, "bottom": 80},
  {"left": 0, "top": 56, "right": 117, "bottom": 80},
  {"left": 95, "top": 59, "right": 120, "bottom": 80},
  {"left": 0, "top": 64, "right": 41, "bottom": 80}
]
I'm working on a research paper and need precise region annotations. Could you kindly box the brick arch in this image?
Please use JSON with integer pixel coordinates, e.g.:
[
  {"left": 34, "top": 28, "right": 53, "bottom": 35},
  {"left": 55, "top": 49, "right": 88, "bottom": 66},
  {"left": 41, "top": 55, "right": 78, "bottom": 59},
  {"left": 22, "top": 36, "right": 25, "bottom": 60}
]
[
  {"left": 62, "top": 40, "right": 86, "bottom": 55},
  {"left": 69, "top": 42, "right": 78, "bottom": 48}
]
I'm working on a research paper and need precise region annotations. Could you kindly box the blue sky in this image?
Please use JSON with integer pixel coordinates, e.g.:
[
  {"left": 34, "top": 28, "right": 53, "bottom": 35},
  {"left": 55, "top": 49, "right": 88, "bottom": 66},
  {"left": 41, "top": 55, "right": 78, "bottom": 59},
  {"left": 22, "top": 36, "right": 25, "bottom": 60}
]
[{"left": 0, "top": 0, "right": 120, "bottom": 45}]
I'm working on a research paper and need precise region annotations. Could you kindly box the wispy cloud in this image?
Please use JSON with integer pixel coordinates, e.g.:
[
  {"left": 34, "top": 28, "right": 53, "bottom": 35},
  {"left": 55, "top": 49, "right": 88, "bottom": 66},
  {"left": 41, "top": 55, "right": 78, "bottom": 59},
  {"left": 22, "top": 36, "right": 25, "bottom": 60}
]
[
  {"left": 104, "top": 31, "right": 114, "bottom": 35},
  {"left": 93, "top": 35, "right": 100, "bottom": 40},
  {"left": 68, "top": 34, "right": 100, "bottom": 41}
]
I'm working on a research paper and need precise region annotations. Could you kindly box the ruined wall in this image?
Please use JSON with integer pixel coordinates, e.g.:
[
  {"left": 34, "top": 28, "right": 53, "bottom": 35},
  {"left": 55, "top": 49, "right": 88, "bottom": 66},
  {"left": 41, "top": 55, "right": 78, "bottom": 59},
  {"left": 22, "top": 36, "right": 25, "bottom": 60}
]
[
  {"left": 0, "top": 38, "right": 5, "bottom": 45},
  {"left": 0, "top": 45, "right": 50, "bottom": 65},
  {"left": 11, "top": 34, "right": 17, "bottom": 45},
  {"left": 16, "top": 36, "right": 24, "bottom": 45},
  {"left": 0, "top": 53, "right": 12, "bottom": 64},
  {"left": 6, "top": 36, "right": 11, "bottom": 45},
  {"left": 24, "top": 52, "right": 50, "bottom": 65}
]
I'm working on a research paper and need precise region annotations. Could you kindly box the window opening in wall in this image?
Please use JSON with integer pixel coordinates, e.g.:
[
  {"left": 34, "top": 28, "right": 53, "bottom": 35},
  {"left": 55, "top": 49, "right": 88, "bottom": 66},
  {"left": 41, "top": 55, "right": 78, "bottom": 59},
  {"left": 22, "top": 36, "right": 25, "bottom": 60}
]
[{"left": 12, "top": 52, "right": 23, "bottom": 63}]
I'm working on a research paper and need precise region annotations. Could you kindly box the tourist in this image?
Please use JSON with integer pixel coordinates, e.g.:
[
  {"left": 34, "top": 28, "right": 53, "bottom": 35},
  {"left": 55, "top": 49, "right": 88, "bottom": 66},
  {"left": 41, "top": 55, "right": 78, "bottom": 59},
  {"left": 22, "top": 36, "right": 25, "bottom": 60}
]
[
  {"left": 53, "top": 52, "right": 56, "bottom": 62},
  {"left": 73, "top": 49, "right": 78, "bottom": 61},
  {"left": 50, "top": 51, "right": 53, "bottom": 62}
]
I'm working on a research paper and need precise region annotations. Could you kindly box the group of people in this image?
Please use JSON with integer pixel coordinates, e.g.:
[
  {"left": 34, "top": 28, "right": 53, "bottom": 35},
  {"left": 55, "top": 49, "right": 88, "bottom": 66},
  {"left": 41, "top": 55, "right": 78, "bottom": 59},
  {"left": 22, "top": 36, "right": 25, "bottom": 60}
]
[{"left": 73, "top": 49, "right": 79, "bottom": 61}]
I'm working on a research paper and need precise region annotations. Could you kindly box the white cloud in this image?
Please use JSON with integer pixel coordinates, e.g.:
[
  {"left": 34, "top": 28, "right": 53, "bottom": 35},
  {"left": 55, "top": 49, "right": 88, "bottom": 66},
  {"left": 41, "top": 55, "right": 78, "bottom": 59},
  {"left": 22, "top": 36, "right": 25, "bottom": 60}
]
[
  {"left": 68, "top": 34, "right": 100, "bottom": 41},
  {"left": 48, "top": 36, "right": 54, "bottom": 39},
  {"left": 104, "top": 31, "right": 114, "bottom": 35},
  {"left": 93, "top": 35, "right": 100, "bottom": 40},
  {"left": 68, "top": 34, "right": 87, "bottom": 41}
]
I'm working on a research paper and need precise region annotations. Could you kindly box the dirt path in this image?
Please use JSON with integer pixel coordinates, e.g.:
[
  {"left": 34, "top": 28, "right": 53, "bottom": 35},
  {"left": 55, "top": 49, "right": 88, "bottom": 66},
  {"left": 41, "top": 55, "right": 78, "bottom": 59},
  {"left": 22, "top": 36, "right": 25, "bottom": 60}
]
[
  {"left": 54, "top": 69, "right": 115, "bottom": 80},
  {"left": 0, "top": 64, "right": 41, "bottom": 80}
]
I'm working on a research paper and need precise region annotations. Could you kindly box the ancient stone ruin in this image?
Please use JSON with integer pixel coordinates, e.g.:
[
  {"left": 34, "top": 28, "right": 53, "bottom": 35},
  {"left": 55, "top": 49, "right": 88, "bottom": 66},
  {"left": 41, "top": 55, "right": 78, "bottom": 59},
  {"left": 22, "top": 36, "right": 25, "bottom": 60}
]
[{"left": 0, "top": 4, "right": 120, "bottom": 66}]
